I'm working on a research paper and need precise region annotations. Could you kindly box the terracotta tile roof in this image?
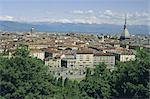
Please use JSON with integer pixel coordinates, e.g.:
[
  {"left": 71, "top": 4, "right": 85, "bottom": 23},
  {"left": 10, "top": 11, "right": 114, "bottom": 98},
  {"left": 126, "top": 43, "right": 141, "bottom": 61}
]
[{"left": 76, "top": 50, "right": 93, "bottom": 54}]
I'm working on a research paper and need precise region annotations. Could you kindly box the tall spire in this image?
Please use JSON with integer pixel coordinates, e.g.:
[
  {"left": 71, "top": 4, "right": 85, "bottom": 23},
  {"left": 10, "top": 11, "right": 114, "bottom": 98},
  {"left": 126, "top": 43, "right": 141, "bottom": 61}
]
[
  {"left": 120, "top": 13, "right": 130, "bottom": 40},
  {"left": 124, "top": 14, "right": 127, "bottom": 29}
]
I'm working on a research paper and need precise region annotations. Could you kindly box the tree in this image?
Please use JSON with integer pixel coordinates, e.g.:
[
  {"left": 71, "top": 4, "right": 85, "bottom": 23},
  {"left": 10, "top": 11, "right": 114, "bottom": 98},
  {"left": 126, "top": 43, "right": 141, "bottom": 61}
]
[
  {"left": 13, "top": 45, "right": 29, "bottom": 57},
  {"left": 0, "top": 54, "right": 57, "bottom": 98},
  {"left": 0, "top": 47, "right": 91, "bottom": 99},
  {"left": 64, "top": 78, "right": 70, "bottom": 87},
  {"left": 85, "top": 68, "right": 91, "bottom": 78},
  {"left": 57, "top": 76, "right": 63, "bottom": 87},
  {"left": 80, "top": 63, "right": 111, "bottom": 99},
  {"left": 0, "top": 47, "right": 88, "bottom": 98},
  {"left": 1, "top": 46, "right": 149, "bottom": 99},
  {"left": 110, "top": 49, "right": 150, "bottom": 98},
  {"left": 62, "top": 78, "right": 86, "bottom": 99}
]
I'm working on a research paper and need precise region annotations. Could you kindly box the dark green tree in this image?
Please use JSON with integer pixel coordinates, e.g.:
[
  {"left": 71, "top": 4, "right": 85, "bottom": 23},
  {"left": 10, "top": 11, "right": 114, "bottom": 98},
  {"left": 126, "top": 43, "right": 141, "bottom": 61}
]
[
  {"left": 85, "top": 68, "right": 91, "bottom": 78},
  {"left": 13, "top": 45, "right": 29, "bottom": 57},
  {"left": 80, "top": 63, "right": 111, "bottom": 99},
  {"left": 64, "top": 77, "right": 70, "bottom": 87},
  {"left": 110, "top": 49, "right": 150, "bottom": 98},
  {"left": 57, "top": 76, "right": 63, "bottom": 87},
  {"left": 0, "top": 47, "right": 88, "bottom": 98}
]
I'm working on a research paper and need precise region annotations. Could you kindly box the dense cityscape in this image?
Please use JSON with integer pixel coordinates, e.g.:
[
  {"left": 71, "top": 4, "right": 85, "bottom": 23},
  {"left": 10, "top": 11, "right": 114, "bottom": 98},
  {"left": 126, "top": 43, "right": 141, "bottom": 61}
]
[
  {"left": 0, "top": 0, "right": 149, "bottom": 98},
  {"left": 0, "top": 16, "right": 150, "bottom": 79}
]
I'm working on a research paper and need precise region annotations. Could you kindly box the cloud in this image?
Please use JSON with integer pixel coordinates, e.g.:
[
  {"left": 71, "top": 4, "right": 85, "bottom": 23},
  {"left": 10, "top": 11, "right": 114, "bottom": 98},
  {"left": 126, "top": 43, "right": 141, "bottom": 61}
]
[
  {"left": 71, "top": 10, "right": 94, "bottom": 14},
  {"left": 5, "top": 16, "right": 14, "bottom": 19},
  {"left": 86, "top": 10, "right": 94, "bottom": 14},
  {"left": 104, "top": 10, "right": 113, "bottom": 16},
  {"left": 26, "top": 11, "right": 150, "bottom": 25},
  {"left": 55, "top": 19, "right": 72, "bottom": 23},
  {"left": 98, "top": 10, "right": 150, "bottom": 25},
  {"left": 72, "top": 10, "right": 84, "bottom": 14},
  {"left": 0, "top": 10, "right": 149, "bottom": 25},
  {"left": 0, "top": 15, "right": 15, "bottom": 21}
]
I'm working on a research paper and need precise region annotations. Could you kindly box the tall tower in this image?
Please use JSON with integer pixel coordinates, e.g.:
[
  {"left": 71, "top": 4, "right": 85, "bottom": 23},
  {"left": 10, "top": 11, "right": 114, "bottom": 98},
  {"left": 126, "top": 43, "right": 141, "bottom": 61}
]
[{"left": 120, "top": 14, "right": 130, "bottom": 40}]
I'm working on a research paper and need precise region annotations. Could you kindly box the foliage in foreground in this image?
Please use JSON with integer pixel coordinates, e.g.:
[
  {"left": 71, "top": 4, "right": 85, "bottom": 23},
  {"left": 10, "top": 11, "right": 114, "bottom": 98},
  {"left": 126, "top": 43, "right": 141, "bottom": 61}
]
[
  {"left": 0, "top": 47, "right": 149, "bottom": 99},
  {"left": 0, "top": 47, "right": 86, "bottom": 99},
  {"left": 79, "top": 49, "right": 150, "bottom": 99},
  {"left": 110, "top": 49, "right": 150, "bottom": 98}
]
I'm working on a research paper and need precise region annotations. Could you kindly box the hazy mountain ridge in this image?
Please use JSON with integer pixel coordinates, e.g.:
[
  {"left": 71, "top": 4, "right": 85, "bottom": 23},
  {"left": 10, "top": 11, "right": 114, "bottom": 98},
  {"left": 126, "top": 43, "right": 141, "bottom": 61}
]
[{"left": 0, "top": 21, "right": 149, "bottom": 34}]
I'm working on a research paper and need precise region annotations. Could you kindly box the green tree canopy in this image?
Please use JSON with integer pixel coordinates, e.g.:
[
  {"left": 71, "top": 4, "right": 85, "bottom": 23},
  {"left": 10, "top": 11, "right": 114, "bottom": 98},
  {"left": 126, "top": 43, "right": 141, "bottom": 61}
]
[
  {"left": 1, "top": 47, "right": 149, "bottom": 99},
  {"left": 110, "top": 49, "right": 150, "bottom": 98},
  {"left": 0, "top": 47, "right": 88, "bottom": 99},
  {"left": 80, "top": 63, "right": 111, "bottom": 99}
]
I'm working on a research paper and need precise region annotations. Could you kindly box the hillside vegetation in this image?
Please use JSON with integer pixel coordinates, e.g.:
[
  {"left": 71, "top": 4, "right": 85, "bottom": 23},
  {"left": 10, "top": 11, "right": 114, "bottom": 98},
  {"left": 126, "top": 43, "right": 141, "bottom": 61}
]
[{"left": 0, "top": 47, "right": 149, "bottom": 98}]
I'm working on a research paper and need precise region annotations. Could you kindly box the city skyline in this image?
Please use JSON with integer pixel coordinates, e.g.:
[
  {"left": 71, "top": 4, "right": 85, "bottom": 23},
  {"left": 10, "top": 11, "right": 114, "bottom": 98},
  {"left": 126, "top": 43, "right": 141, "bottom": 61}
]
[{"left": 0, "top": 0, "right": 150, "bottom": 25}]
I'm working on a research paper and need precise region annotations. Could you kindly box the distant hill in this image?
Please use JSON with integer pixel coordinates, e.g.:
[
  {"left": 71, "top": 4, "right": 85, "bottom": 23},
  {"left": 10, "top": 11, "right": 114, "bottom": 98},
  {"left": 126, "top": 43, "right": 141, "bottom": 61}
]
[{"left": 0, "top": 21, "right": 149, "bottom": 34}]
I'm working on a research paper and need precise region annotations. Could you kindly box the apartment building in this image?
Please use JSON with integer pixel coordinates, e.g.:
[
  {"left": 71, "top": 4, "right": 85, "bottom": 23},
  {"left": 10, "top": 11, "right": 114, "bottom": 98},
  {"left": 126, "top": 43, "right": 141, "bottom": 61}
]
[
  {"left": 76, "top": 50, "right": 94, "bottom": 68},
  {"left": 93, "top": 53, "right": 115, "bottom": 69}
]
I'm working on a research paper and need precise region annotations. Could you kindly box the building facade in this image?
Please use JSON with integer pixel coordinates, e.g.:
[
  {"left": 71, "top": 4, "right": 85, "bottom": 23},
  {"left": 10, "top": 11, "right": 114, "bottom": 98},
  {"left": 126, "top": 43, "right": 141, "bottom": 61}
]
[
  {"left": 114, "top": 53, "right": 135, "bottom": 62},
  {"left": 93, "top": 53, "right": 115, "bottom": 69},
  {"left": 30, "top": 49, "right": 45, "bottom": 60},
  {"left": 76, "top": 51, "right": 94, "bottom": 68}
]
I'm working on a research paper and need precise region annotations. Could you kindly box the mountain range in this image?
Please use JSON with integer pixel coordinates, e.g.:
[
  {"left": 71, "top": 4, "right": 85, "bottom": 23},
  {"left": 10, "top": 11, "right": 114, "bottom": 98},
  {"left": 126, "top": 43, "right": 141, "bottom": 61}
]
[{"left": 0, "top": 21, "right": 149, "bottom": 35}]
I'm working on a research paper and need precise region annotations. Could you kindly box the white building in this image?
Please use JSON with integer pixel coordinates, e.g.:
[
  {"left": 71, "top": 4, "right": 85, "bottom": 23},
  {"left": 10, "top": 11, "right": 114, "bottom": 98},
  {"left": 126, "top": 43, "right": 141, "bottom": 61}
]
[
  {"left": 114, "top": 52, "right": 135, "bottom": 62},
  {"left": 118, "top": 54, "right": 135, "bottom": 62},
  {"left": 30, "top": 49, "right": 45, "bottom": 60}
]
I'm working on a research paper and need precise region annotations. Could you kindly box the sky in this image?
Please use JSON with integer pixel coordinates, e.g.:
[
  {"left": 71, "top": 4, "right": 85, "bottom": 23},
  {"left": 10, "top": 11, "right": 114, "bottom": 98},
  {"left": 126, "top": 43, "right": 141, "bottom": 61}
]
[{"left": 0, "top": 0, "right": 150, "bottom": 25}]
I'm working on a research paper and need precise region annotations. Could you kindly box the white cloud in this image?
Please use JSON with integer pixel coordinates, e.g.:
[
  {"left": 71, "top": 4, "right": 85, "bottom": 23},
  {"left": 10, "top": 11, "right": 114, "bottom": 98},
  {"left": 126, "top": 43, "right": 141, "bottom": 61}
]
[
  {"left": 72, "top": 10, "right": 84, "bottom": 14},
  {"left": 98, "top": 10, "right": 150, "bottom": 25},
  {"left": 104, "top": 10, "right": 113, "bottom": 16},
  {"left": 29, "top": 11, "right": 150, "bottom": 25},
  {"left": 0, "top": 10, "right": 149, "bottom": 25},
  {"left": 86, "top": 10, "right": 94, "bottom": 14},
  {"left": 55, "top": 19, "right": 72, "bottom": 23},
  {"left": 72, "top": 10, "right": 94, "bottom": 14},
  {"left": 0, "top": 15, "right": 15, "bottom": 21},
  {"left": 5, "top": 16, "right": 14, "bottom": 19}
]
